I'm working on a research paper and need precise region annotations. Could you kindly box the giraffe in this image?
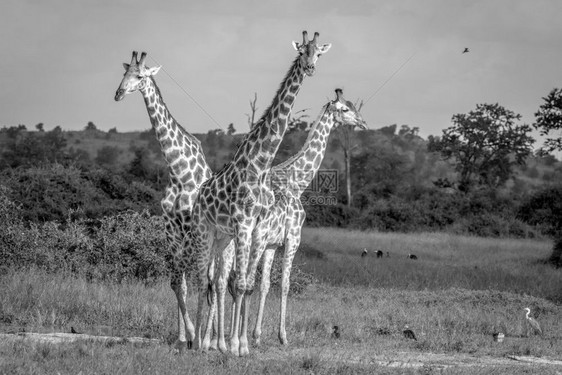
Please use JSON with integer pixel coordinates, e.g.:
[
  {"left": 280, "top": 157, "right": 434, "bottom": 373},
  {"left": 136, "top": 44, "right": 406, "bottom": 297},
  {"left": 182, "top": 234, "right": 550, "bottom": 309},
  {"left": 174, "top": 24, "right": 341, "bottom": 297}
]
[
  {"left": 188, "top": 31, "right": 331, "bottom": 356},
  {"left": 114, "top": 51, "right": 218, "bottom": 350},
  {"left": 249, "top": 89, "right": 367, "bottom": 346}
]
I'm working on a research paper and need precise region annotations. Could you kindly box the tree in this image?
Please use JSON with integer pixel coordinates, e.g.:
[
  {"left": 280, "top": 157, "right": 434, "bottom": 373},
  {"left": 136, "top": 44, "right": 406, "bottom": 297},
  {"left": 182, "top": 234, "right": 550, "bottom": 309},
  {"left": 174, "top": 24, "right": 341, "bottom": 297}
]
[
  {"left": 85, "top": 121, "right": 97, "bottom": 131},
  {"left": 227, "top": 123, "right": 236, "bottom": 135},
  {"left": 534, "top": 88, "right": 562, "bottom": 267},
  {"left": 43, "top": 126, "right": 67, "bottom": 163},
  {"left": 534, "top": 88, "right": 562, "bottom": 153},
  {"left": 335, "top": 99, "right": 364, "bottom": 207},
  {"left": 246, "top": 93, "right": 258, "bottom": 129},
  {"left": 35, "top": 123, "right": 44, "bottom": 132},
  {"left": 428, "top": 103, "right": 534, "bottom": 192},
  {"left": 95, "top": 146, "right": 121, "bottom": 167}
]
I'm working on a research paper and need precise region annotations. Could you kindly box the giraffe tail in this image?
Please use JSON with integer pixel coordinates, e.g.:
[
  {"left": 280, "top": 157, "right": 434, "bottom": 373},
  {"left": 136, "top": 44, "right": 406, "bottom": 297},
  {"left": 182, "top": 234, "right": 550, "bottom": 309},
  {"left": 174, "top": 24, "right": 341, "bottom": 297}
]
[{"left": 206, "top": 282, "right": 213, "bottom": 307}]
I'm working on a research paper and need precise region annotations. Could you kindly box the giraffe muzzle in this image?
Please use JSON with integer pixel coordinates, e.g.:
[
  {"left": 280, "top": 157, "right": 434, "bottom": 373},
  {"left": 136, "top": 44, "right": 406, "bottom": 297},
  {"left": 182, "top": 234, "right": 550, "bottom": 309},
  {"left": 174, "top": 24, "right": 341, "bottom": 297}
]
[
  {"left": 114, "top": 89, "right": 125, "bottom": 101},
  {"left": 304, "top": 64, "right": 316, "bottom": 76}
]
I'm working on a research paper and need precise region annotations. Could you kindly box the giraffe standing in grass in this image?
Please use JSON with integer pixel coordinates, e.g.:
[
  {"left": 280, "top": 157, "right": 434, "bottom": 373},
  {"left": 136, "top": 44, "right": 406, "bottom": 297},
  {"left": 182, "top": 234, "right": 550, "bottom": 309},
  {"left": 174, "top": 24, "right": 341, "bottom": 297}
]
[
  {"left": 249, "top": 89, "right": 367, "bottom": 346},
  {"left": 114, "top": 51, "right": 232, "bottom": 350},
  {"left": 188, "top": 31, "right": 331, "bottom": 356}
]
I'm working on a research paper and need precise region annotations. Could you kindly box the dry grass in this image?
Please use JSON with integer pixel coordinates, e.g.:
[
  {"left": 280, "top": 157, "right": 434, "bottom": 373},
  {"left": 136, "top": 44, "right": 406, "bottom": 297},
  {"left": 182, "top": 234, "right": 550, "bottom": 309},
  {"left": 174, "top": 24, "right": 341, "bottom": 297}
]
[{"left": 1, "top": 230, "right": 561, "bottom": 374}]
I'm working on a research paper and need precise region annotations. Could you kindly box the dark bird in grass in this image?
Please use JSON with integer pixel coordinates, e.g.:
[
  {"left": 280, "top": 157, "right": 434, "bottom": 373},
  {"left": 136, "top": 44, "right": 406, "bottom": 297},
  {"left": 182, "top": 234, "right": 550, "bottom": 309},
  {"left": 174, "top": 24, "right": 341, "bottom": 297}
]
[
  {"left": 403, "top": 325, "right": 417, "bottom": 341},
  {"left": 408, "top": 254, "right": 418, "bottom": 260},
  {"left": 376, "top": 250, "right": 383, "bottom": 258},
  {"left": 524, "top": 307, "right": 543, "bottom": 336},
  {"left": 462, "top": 48, "right": 470, "bottom": 54},
  {"left": 331, "top": 325, "right": 340, "bottom": 339},
  {"left": 492, "top": 332, "right": 504, "bottom": 342},
  {"left": 375, "top": 327, "right": 391, "bottom": 336},
  {"left": 361, "top": 248, "right": 368, "bottom": 258},
  {"left": 70, "top": 326, "right": 79, "bottom": 334}
]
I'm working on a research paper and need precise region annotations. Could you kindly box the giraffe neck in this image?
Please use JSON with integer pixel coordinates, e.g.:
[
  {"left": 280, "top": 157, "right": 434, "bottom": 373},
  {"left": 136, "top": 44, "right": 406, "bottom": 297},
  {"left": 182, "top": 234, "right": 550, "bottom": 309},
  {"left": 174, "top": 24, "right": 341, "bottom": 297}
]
[
  {"left": 273, "top": 104, "right": 335, "bottom": 196},
  {"left": 140, "top": 77, "right": 211, "bottom": 186},
  {"left": 234, "top": 57, "right": 306, "bottom": 173}
]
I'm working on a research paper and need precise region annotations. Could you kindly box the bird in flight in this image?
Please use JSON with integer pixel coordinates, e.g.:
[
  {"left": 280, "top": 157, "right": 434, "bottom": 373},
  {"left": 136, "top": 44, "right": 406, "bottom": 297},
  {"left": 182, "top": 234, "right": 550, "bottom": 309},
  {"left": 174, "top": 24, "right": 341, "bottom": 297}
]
[{"left": 462, "top": 48, "right": 470, "bottom": 54}]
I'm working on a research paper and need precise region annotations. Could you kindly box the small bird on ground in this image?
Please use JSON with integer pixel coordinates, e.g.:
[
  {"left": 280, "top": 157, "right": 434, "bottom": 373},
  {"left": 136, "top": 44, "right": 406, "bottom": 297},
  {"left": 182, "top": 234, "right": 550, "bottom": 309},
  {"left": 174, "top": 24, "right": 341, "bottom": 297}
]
[
  {"left": 524, "top": 307, "right": 543, "bottom": 336},
  {"left": 70, "top": 326, "right": 79, "bottom": 334},
  {"left": 403, "top": 325, "right": 417, "bottom": 341},
  {"left": 408, "top": 254, "right": 418, "bottom": 260},
  {"left": 462, "top": 48, "right": 470, "bottom": 54},
  {"left": 361, "top": 248, "right": 368, "bottom": 258},
  {"left": 331, "top": 325, "right": 340, "bottom": 339},
  {"left": 376, "top": 250, "right": 383, "bottom": 258},
  {"left": 492, "top": 332, "right": 504, "bottom": 342}
]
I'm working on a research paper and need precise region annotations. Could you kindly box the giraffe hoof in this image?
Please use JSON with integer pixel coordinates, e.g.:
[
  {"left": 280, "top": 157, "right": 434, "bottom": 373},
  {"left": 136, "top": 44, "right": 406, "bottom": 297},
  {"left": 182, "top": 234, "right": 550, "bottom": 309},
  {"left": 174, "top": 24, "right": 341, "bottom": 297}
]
[
  {"left": 187, "top": 340, "right": 193, "bottom": 350},
  {"left": 239, "top": 345, "right": 250, "bottom": 357}
]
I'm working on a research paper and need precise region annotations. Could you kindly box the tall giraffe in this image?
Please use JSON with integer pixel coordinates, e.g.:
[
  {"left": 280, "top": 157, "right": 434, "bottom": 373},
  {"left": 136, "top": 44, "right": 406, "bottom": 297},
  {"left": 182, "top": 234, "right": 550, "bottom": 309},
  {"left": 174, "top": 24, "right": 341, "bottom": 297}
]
[
  {"left": 250, "top": 89, "right": 367, "bottom": 346},
  {"left": 188, "top": 31, "right": 331, "bottom": 356},
  {"left": 114, "top": 51, "right": 217, "bottom": 350}
]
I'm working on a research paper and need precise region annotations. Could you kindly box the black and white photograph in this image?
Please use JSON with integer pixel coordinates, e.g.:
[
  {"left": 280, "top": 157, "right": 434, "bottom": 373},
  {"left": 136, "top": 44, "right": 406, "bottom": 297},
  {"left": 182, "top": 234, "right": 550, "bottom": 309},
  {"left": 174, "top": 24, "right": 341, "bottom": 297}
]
[{"left": 1, "top": 0, "right": 561, "bottom": 373}]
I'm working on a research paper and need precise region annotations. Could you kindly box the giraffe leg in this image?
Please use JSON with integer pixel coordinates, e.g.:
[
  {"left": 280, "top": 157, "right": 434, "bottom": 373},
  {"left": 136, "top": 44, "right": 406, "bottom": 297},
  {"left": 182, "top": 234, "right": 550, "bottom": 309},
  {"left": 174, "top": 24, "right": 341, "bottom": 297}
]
[
  {"left": 230, "top": 229, "right": 251, "bottom": 357},
  {"left": 172, "top": 270, "right": 195, "bottom": 351},
  {"left": 193, "top": 229, "right": 214, "bottom": 351},
  {"left": 253, "top": 247, "right": 275, "bottom": 346},
  {"left": 239, "top": 225, "right": 267, "bottom": 356},
  {"left": 278, "top": 231, "right": 301, "bottom": 345},
  {"left": 239, "top": 291, "right": 251, "bottom": 356},
  {"left": 201, "top": 258, "right": 216, "bottom": 351},
  {"left": 217, "top": 241, "right": 235, "bottom": 353}
]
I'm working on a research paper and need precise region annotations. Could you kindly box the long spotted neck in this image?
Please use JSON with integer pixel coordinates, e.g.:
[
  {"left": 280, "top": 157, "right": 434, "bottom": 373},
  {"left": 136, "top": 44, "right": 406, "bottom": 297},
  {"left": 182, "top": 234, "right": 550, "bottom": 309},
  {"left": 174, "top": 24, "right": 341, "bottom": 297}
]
[
  {"left": 234, "top": 57, "right": 306, "bottom": 173},
  {"left": 274, "top": 104, "right": 335, "bottom": 196},
  {"left": 140, "top": 76, "right": 210, "bottom": 186}
]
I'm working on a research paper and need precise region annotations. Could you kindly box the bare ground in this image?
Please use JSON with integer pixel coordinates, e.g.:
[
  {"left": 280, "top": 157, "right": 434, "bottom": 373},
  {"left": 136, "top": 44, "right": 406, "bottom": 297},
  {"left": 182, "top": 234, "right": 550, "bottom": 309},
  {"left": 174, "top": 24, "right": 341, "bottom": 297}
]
[{"left": 2, "top": 332, "right": 562, "bottom": 371}]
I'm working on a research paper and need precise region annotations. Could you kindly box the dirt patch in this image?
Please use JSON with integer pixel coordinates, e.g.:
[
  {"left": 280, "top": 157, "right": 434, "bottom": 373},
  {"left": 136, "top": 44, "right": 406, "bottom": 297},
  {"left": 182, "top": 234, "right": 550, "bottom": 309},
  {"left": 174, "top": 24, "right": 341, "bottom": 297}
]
[{"left": 2, "top": 332, "right": 562, "bottom": 370}]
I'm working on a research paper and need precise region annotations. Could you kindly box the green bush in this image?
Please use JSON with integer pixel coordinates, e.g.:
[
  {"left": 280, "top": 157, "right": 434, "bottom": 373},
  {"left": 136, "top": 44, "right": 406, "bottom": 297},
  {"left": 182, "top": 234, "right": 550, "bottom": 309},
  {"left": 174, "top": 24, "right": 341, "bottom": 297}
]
[
  {"left": 0, "top": 164, "right": 161, "bottom": 223},
  {"left": 0, "top": 187, "right": 168, "bottom": 283}
]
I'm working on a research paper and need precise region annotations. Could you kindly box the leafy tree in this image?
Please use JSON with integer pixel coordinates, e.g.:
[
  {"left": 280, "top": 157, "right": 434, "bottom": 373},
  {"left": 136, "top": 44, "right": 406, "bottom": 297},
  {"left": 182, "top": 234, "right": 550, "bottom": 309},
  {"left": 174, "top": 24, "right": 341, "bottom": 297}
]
[
  {"left": 428, "top": 103, "right": 534, "bottom": 192},
  {"left": 227, "top": 123, "right": 236, "bottom": 135},
  {"left": 95, "top": 146, "right": 121, "bottom": 167},
  {"left": 35, "top": 123, "right": 44, "bottom": 132},
  {"left": 534, "top": 88, "right": 562, "bottom": 266},
  {"left": 43, "top": 126, "right": 67, "bottom": 163},
  {"left": 85, "top": 121, "right": 97, "bottom": 131},
  {"left": 534, "top": 88, "right": 562, "bottom": 153}
]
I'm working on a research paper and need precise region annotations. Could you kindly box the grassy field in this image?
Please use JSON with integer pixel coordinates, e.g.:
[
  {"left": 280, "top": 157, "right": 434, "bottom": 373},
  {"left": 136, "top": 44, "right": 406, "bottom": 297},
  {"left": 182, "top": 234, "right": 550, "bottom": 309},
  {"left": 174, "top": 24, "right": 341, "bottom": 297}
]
[{"left": 1, "top": 229, "right": 561, "bottom": 374}]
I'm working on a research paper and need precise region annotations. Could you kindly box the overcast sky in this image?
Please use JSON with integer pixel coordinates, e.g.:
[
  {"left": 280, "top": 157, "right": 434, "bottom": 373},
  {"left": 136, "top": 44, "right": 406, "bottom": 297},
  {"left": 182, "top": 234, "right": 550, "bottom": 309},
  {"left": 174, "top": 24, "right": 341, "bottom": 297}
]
[{"left": 2, "top": 0, "right": 561, "bottom": 146}]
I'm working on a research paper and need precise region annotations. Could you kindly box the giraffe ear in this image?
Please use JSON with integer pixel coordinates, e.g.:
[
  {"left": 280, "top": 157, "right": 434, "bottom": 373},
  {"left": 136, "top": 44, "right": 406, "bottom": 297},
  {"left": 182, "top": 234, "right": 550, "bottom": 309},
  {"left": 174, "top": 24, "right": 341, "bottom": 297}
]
[
  {"left": 318, "top": 43, "right": 332, "bottom": 54},
  {"left": 123, "top": 63, "right": 130, "bottom": 70},
  {"left": 292, "top": 41, "right": 301, "bottom": 51},
  {"left": 145, "top": 66, "right": 161, "bottom": 76}
]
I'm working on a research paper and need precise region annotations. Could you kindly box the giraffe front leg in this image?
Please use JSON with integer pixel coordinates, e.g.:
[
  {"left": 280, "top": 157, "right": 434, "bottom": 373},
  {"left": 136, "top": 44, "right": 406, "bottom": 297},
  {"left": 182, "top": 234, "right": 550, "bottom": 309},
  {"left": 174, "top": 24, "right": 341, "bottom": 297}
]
[
  {"left": 253, "top": 247, "right": 276, "bottom": 346},
  {"left": 201, "top": 258, "right": 216, "bottom": 351},
  {"left": 278, "top": 235, "right": 301, "bottom": 346},
  {"left": 230, "top": 231, "right": 251, "bottom": 356},
  {"left": 239, "top": 290, "right": 251, "bottom": 357},
  {"left": 217, "top": 241, "right": 235, "bottom": 353},
  {"left": 172, "top": 270, "right": 194, "bottom": 351}
]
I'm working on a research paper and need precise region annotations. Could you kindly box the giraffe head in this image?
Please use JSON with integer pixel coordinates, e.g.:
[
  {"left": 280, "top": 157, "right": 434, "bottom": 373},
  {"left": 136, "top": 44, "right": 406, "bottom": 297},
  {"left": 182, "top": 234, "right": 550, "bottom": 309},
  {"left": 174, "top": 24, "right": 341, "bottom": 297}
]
[
  {"left": 330, "top": 89, "right": 368, "bottom": 130},
  {"left": 292, "top": 31, "right": 331, "bottom": 76},
  {"left": 114, "top": 51, "right": 161, "bottom": 101}
]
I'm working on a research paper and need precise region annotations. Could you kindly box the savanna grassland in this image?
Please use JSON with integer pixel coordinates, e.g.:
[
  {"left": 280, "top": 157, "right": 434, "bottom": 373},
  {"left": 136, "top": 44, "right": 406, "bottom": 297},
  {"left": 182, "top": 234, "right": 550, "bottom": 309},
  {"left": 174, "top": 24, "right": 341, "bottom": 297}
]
[{"left": 1, "top": 229, "right": 561, "bottom": 374}]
